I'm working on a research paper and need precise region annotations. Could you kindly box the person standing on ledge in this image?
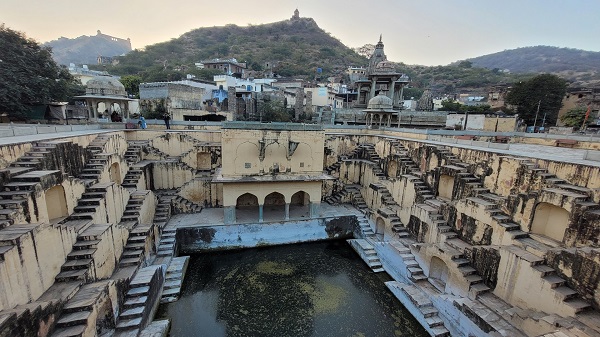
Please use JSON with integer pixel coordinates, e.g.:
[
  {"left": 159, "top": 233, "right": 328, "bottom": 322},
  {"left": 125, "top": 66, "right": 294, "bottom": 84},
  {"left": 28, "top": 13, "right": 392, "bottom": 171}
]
[
  {"left": 138, "top": 116, "right": 147, "bottom": 129},
  {"left": 163, "top": 113, "right": 171, "bottom": 129}
]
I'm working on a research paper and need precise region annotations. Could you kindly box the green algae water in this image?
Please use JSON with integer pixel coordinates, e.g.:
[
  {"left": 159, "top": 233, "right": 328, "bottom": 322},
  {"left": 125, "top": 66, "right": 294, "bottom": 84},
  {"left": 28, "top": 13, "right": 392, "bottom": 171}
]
[{"left": 157, "top": 241, "right": 428, "bottom": 337}]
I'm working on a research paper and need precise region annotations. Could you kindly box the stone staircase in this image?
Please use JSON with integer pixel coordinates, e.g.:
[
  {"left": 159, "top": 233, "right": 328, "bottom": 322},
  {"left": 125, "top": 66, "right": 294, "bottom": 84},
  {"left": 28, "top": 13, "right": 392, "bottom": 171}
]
[
  {"left": 119, "top": 224, "right": 154, "bottom": 268},
  {"left": 171, "top": 194, "right": 202, "bottom": 214},
  {"left": 118, "top": 190, "right": 150, "bottom": 229},
  {"left": 324, "top": 161, "right": 341, "bottom": 176},
  {"left": 55, "top": 223, "right": 117, "bottom": 283},
  {"left": 347, "top": 238, "right": 385, "bottom": 273},
  {"left": 156, "top": 227, "right": 177, "bottom": 258},
  {"left": 388, "top": 241, "right": 427, "bottom": 282},
  {"left": 324, "top": 186, "right": 348, "bottom": 205},
  {"left": 385, "top": 281, "right": 450, "bottom": 337},
  {"left": 357, "top": 216, "right": 375, "bottom": 238},
  {"left": 115, "top": 265, "right": 165, "bottom": 335},
  {"left": 50, "top": 281, "right": 114, "bottom": 337},
  {"left": 530, "top": 261, "right": 591, "bottom": 315},
  {"left": 153, "top": 194, "right": 174, "bottom": 232},
  {"left": 1, "top": 171, "right": 64, "bottom": 225},
  {"left": 160, "top": 256, "right": 189, "bottom": 303},
  {"left": 122, "top": 166, "right": 145, "bottom": 190},
  {"left": 346, "top": 185, "right": 368, "bottom": 213},
  {"left": 124, "top": 141, "right": 149, "bottom": 165},
  {"left": 76, "top": 135, "right": 116, "bottom": 186},
  {"left": 63, "top": 185, "right": 109, "bottom": 223}
]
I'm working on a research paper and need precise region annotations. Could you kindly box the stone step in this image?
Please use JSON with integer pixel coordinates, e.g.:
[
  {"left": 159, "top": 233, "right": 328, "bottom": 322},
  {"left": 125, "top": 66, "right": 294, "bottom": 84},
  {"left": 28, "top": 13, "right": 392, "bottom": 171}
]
[
  {"left": 56, "top": 269, "right": 88, "bottom": 282},
  {"left": 458, "top": 266, "right": 476, "bottom": 276},
  {"left": 51, "top": 325, "right": 86, "bottom": 337},
  {"left": 67, "top": 249, "right": 96, "bottom": 260},
  {"left": 543, "top": 275, "right": 566, "bottom": 288},
  {"left": 469, "top": 282, "right": 490, "bottom": 296},
  {"left": 56, "top": 311, "right": 91, "bottom": 328},
  {"left": 61, "top": 259, "right": 92, "bottom": 271},
  {"left": 124, "top": 295, "right": 148, "bottom": 309},
  {"left": 123, "top": 249, "right": 144, "bottom": 258},
  {"left": 564, "top": 299, "right": 591, "bottom": 314},
  {"left": 126, "top": 286, "right": 150, "bottom": 297},
  {"left": 116, "top": 317, "right": 142, "bottom": 330},
  {"left": 120, "top": 306, "right": 144, "bottom": 320}
]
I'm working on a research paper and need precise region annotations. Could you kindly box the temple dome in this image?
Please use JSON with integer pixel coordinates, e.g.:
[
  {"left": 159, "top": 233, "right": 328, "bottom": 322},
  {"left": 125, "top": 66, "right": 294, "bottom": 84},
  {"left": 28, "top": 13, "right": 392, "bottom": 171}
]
[
  {"left": 85, "top": 76, "right": 127, "bottom": 97},
  {"left": 367, "top": 92, "right": 393, "bottom": 110}
]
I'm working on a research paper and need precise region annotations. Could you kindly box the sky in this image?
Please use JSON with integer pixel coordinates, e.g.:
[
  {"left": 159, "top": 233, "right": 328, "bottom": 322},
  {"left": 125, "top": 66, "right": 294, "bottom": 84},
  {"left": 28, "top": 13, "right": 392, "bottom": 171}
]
[{"left": 1, "top": 0, "right": 598, "bottom": 66}]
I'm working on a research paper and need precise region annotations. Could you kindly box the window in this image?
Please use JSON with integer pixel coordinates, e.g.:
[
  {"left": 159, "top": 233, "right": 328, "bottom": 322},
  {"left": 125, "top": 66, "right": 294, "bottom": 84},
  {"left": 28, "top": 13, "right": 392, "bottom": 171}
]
[
  {"left": 245, "top": 163, "right": 251, "bottom": 168},
  {"left": 299, "top": 162, "right": 304, "bottom": 167}
]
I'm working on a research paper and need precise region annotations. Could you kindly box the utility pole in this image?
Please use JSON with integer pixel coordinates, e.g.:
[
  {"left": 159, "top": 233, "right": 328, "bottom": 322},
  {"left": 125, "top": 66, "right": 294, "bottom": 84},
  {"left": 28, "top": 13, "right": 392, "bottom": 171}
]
[{"left": 533, "top": 99, "right": 541, "bottom": 131}]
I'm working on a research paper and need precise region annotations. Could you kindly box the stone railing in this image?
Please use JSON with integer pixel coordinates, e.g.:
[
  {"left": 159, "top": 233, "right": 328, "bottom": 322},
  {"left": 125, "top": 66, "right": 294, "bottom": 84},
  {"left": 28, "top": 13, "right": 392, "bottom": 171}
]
[{"left": 0, "top": 124, "right": 100, "bottom": 138}]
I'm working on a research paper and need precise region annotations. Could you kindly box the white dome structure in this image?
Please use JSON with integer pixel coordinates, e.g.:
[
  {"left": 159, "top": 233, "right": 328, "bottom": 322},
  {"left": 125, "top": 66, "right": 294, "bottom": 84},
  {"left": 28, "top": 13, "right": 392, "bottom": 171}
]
[{"left": 85, "top": 76, "right": 127, "bottom": 97}]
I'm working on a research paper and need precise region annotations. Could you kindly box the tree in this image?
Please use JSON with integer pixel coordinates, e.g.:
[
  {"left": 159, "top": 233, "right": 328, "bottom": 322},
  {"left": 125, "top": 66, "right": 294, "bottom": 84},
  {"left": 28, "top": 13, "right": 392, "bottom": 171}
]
[
  {"left": 353, "top": 44, "right": 375, "bottom": 59},
  {"left": 259, "top": 99, "right": 292, "bottom": 122},
  {"left": 559, "top": 107, "right": 588, "bottom": 128},
  {"left": 0, "top": 25, "right": 80, "bottom": 118},
  {"left": 120, "top": 75, "right": 142, "bottom": 98},
  {"left": 441, "top": 100, "right": 462, "bottom": 111},
  {"left": 505, "top": 74, "right": 567, "bottom": 126}
]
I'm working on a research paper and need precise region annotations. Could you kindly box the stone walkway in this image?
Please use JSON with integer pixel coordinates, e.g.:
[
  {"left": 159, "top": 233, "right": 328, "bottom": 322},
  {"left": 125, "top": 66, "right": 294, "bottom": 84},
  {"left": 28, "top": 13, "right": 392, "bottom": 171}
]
[
  {"left": 0, "top": 129, "right": 112, "bottom": 146},
  {"left": 373, "top": 133, "right": 600, "bottom": 167},
  {"left": 169, "top": 203, "right": 363, "bottom": 228}
]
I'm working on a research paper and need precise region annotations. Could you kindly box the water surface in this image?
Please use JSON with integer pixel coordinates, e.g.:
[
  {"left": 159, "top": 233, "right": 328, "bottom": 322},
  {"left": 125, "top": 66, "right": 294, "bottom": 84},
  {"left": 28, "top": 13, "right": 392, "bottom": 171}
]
[{"left": 158, "top": 241, "right": 428, "bottom": 337}]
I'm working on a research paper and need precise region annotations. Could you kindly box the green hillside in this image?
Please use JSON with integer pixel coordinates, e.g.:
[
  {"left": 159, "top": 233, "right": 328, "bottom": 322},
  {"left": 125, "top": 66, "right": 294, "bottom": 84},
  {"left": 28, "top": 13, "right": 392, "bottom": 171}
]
[
  {"left": 466, "top": 46, "right": 600, "bottom": 86},
  {"left": 94, "top": 18, "right": 367, "bottom": 81}
]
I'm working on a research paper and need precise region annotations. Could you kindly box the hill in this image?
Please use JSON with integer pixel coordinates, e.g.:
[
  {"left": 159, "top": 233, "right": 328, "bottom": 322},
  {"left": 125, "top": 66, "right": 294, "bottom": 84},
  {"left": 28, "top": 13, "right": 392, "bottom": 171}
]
[
  {"left": 94, "top": 17, "right": 367, "bottom": 81},
  {"left": 466, "top": 46, "right": 600, "bottom": 86},
  {"left": 45, "top": 30, "right": 132, "bottom": 66}
]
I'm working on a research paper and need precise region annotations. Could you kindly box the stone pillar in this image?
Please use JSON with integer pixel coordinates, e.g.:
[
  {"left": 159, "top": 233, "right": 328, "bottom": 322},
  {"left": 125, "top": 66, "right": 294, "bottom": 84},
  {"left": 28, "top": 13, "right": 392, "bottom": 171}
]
[
  {"left": 305, "top": 91, "right": 312, "bottom": 114},
  {"left": 224, "top": 206, "right": 236, "bottom": 224},
  {"left": 356, "top": 83, "right": 362, "bottom": 104},
  {"left": 370, "top": 79, "right": 377, "bottom": 100},
  {"left": 259, "top": 204, "right": 264, "bottom": 223},
  {"left": 228, "top": 87, "right": 237, "bottom": 115},
  {"left": 285, "top": 203, "right": 290, "bottom": 220},
  {"left": 295, "top": 88, "right": 303, "bottom": 120},
  {"left": 379, "top": 114, "right": 383, "bottom": 126},
  {"left": 246, "top": 99, "right": 253, "bottom": 119},
  {"left": 309, "top": 202, "right": 319, "bottom": 218}
]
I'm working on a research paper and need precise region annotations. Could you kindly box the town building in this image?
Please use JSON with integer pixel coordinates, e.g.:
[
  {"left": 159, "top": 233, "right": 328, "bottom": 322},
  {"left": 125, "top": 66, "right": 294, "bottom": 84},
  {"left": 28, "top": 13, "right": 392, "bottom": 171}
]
[
  {"left": 557, "top": 87, "right": 600, "bottom": 126},
  {"left": 138, "top": 80, "right": 228, "bottom": 121},
  {"left": 195, "top": 58, "right": 247, "bottom": 78}
]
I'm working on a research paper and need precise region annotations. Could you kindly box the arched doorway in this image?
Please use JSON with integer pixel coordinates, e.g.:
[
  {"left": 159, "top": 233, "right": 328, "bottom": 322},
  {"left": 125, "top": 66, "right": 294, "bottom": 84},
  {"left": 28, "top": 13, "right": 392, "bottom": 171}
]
[
  {"left": 109, "top": 162, "right": 121, "bottom": 184},
  {"left": 236, "top": 193, "right": 259, "bottom": 223},
  {"left": 387, "top": 160, "right": 398, "bottom": 178},
  {"left": 290, "top": 191, "right": 310, "bottom": 219},
  {"left": 438, "top": 174, "right": 454, "bottom": 200},
  {"left": 375, "top": 217, "right": 385, "bottom": 240},
  {"left": 97, "top": 102, "right": 107, "bottom": 117},
  {"left": 46, "top": 185, "right": 68, "bottom": 222},
  {"left": 429, "top": 256, "right": 449, "bottom": 291},
  {"left": 264, "top": 192, "right": 285, "bottom": 222},
  {"left": 531, "top": 202, "right": 569, "bottom": 242}
]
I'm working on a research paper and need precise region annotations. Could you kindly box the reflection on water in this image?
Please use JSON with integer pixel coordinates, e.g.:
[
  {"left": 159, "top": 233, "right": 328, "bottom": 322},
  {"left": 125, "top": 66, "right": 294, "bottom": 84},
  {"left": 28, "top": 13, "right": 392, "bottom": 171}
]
[{"left": 157, "top": 241, "right": 428, "bottom": 337}]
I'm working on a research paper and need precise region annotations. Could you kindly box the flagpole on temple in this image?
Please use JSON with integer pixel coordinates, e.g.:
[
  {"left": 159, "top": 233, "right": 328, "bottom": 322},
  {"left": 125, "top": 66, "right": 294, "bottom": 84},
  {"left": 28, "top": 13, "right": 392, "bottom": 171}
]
[{"left": 581, "top": 104, "right": 591, "bottom": 131}]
